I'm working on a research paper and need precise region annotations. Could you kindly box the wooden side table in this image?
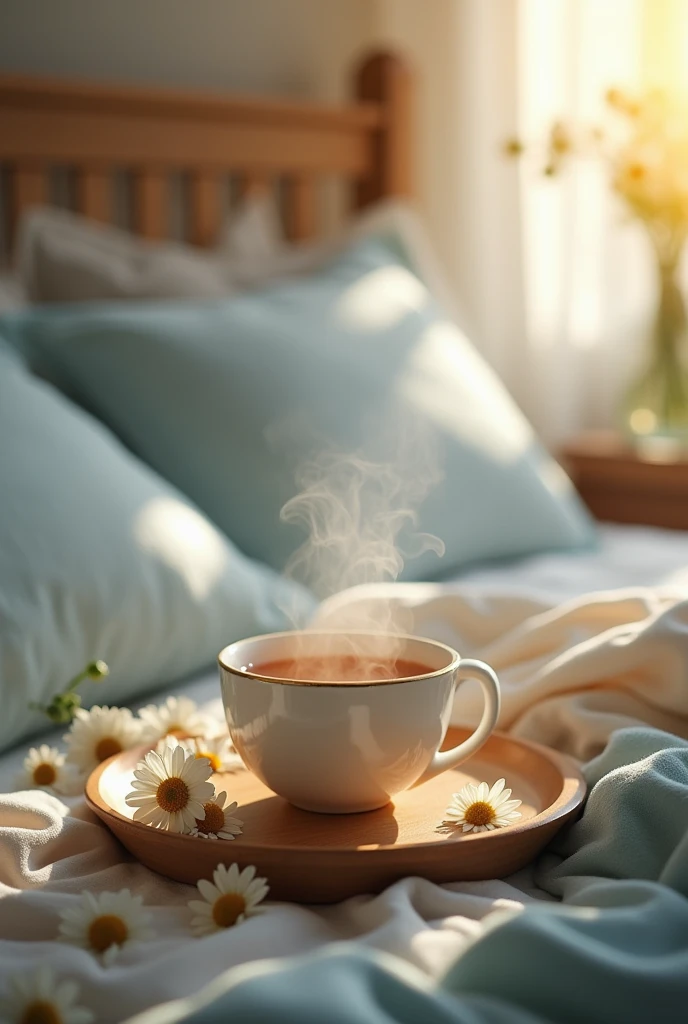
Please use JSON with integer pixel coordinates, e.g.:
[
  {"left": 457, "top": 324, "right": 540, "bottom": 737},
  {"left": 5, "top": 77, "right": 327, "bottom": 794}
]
[{"left": 560, "top": 431, "right": 688, "bottom": 530}]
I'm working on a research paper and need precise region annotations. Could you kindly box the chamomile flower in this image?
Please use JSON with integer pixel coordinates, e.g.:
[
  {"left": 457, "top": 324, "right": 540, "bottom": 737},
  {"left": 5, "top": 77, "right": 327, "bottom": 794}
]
[
  {"left": 138, "top": 695, "right": 212, "bottom": 742},
  {"left": 191, "top": 791, "right": 244, "bottom": 840},
  {"left": 65, "top": 705, "right": 142, "bottom": 775},
  {"left": 0, "top": 964, "right": 94, "bottom": 1024},
  {"left": 180, "top": 734, "right": 245, "bottom": 773},
  {"left": 124, "top": 744, "right": 214, "bottom": 832},
  {"left": 188, "top": 863, "right": 268, "bottom": 935},
  {"left": 16, "top": 745, "right": 80, "bottom": 795},
  {"left": 57, "top": 889, "right": 154, "bottom": 966},
  {"left": 445, "top": 778, "right": 522, "bottom": 833}
]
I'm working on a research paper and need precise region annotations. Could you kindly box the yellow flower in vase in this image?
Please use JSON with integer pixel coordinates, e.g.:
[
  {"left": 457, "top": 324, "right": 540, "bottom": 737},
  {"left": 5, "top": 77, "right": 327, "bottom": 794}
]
[{"left": 506, "top": 83, "right": 688, "bottom": 440}]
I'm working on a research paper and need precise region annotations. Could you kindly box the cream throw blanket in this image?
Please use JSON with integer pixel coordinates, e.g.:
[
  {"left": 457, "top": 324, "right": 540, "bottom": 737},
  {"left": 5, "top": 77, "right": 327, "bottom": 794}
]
[
  {"left": 316, "top": 582, "right": 688, "bottom": 760},
  {"left": 1, "top": 581, "right": 687, "bottom": 1023}
]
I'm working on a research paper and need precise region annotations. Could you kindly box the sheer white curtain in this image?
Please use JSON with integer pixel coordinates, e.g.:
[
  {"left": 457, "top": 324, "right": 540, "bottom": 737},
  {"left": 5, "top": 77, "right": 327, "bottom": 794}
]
[
  {"left": 517, "top": 0, "right": 648, "bottom": 442},
  {"left": 375, "top": 0, "right": 686, "bottom": 443}
]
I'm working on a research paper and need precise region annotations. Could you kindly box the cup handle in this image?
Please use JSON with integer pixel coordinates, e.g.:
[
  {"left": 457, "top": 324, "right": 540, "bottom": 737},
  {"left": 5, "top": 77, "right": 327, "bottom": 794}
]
[{"left": 415, "top": 659, "right": 501, "bottom": 785}]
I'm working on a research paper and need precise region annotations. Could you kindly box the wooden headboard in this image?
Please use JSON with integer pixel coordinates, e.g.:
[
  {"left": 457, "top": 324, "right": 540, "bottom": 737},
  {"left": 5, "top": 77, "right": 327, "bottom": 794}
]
[{"left": 0, "top": 50, "right": 411, "bottom": 254}]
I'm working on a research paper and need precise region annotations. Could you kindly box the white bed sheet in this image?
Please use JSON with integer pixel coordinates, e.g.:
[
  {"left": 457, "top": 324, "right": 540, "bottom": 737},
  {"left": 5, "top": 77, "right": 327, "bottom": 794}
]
[{"left": 456, "top": 522, "right": 688, "bottom": 601}]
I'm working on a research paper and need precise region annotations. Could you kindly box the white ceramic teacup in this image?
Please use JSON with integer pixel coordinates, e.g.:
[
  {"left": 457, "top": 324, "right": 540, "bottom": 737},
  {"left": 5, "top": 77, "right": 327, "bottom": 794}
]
[{"left": 219, "top": 631, "right": 500, "bottom": 814}]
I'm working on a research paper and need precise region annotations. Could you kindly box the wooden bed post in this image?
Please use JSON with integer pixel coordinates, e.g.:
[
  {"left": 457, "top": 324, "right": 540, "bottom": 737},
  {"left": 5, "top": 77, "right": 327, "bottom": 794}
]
[{"left": 353, "top": 50, "right": 413, "bottom": 209}]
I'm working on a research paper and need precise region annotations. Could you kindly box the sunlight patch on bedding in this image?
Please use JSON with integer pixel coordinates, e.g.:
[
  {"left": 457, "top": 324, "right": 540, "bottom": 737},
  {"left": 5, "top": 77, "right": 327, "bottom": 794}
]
[
  {"left": 397, "top": 321, "right": 533, "bottom": 462},
  {"left": 335, "top": 266, "right": 429, "bottom": 331},
  {"left": 536, "top": 457, "right": 576, "bottom": 497},
  {"left": 134, "top": 498, "right": 227, "bottom": 598}
]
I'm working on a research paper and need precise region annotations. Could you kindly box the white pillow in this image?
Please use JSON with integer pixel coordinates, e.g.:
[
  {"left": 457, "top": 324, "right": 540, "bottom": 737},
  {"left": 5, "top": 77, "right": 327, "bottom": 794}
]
[
  {"left": 17, "top": 198, "right": 280, "bottom": 303},
  {"left": 18, "top": 196, "right": 462, "bottom": 327},
  {"left": 218, "top": 198, "right": 462, "bottom": 323}
]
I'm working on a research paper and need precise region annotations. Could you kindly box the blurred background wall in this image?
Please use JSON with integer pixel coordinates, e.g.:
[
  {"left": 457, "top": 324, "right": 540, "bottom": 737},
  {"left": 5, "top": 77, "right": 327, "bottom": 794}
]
[{"left": 0, "top": 0, "right": 374, "bottom": 101}]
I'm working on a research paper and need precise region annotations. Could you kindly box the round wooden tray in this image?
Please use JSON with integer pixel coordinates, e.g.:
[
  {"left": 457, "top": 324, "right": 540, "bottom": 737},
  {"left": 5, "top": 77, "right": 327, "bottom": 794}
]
[{"left": 85, "top": 728, "right": 585, "bottom": 903}]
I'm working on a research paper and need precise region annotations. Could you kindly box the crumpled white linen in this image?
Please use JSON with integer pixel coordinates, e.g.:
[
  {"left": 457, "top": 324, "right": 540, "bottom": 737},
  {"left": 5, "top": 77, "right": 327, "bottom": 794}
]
[
  {"left": 2, "top": 565, "right": 688, "bottom": 1021},
  {"left": 315, "top": 582, "right": 688, "bottom": 761},
  {"left": 0, "top": 775, "right": 532, "bottom": 1022}
]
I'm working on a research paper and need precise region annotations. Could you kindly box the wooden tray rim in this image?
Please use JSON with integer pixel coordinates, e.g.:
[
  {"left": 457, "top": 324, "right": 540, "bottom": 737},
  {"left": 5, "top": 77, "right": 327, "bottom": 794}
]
[{"left": 84, "top": 731, "right": 586, "bottom": 856}]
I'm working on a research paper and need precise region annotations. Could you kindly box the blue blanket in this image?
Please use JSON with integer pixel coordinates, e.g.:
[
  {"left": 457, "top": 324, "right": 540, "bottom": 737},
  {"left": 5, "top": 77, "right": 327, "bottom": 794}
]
[{"left": 124, "top": 727, "right": 688, "bottom": 1023}]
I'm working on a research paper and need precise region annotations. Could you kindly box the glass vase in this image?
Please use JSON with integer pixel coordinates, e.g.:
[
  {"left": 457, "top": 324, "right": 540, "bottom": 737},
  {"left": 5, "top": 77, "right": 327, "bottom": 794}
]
[{"left": 621, "top": 257, "right": 688, "bottom": 447}]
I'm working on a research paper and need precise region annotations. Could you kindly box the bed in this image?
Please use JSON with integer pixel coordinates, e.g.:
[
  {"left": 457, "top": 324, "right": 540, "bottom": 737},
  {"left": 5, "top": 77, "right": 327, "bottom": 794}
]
[{"left": 1, "top": 53, "right": 687, "bottom": 1024}]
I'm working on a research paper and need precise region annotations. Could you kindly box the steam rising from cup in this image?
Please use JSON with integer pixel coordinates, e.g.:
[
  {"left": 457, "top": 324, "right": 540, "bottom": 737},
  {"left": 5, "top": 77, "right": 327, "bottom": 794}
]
[{"left": 279, "top": 423, "right": 445, "bottom": 679}]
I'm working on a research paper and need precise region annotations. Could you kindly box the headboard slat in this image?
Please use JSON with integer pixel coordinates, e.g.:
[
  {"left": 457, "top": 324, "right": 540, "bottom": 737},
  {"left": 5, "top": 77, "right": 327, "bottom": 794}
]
[
  {"left": 76, "top": 169, "right": 111, "bottom": 224},
  {"left": 189, "top": 171, "right": 221, "bottom": 248},
  {"left": 133, "top": 170, "right": 167, "bottom": 240},
  {"left": 284, "top": 175, "right": 317, "bottom": 242}
]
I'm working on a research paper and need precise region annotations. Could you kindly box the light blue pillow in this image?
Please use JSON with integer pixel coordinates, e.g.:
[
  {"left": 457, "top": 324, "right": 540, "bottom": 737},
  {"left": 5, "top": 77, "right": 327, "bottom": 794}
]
[
  {"left": 0, "top": 342, "right": 313, "bottom": 751},
  {"left": 4, "top": 237, "right": 594, "bottom": 589}
]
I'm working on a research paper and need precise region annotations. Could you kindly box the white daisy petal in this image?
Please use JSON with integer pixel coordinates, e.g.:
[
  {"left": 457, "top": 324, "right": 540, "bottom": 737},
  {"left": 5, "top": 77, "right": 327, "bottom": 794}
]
[
  {"left": 239, "top": 865, "right": 257, "bottom": 888},
  {"left": 171, "top": 743, "right": 185, "bottom": 776},
  {"left": 197, "top": 879, "right": 220, "bottom": 903},
  {"left": 55, "top": 979, "right": 79, "bottom": 1008},
  {"left": 497, "top": 798, "right": 522, "bottom": 814},
  {"left": 189, "top": 902, "right": 212, "bottom": 915},
  {"left": 489, "top": 778, "right": 506, "bottom": 802}
]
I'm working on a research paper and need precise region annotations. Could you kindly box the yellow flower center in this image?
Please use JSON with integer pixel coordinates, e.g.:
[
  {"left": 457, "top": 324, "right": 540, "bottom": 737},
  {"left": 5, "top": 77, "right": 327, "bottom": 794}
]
[
  {"left": 32, "top": 763, "right": 57, "bottom": 786},
  {"left": 166, "top": 726, "right": 186, "bottom": 738},
  {"left": 627, "top": 162, "right": 646, "bottom": 182},
  {"left": 87, "top": 913, "right": 129, "bottom": 953},
  {"left": 464, "top": 801, "right": 496, "bottom": 827},
  {"left": 195, "top": 801, "right": 225, "bottom": 835},
  {"left": 212, "top": 892, "right": 246, "bottom": 928},
  {"left": 195, "top": 750, "right": 221, "bottom": 771},
  {"left": 95, "top": 736, "right": 123, "bottom": 763},
  {"left": 19, "top": 1001, "right": 62, "bottom": 1024},
  {"left": 156, "top": 776, "right": 190, "bottom": 812}
]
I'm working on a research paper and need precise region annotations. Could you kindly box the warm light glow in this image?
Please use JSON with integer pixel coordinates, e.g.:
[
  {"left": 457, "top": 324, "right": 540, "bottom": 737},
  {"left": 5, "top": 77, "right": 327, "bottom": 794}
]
[
  {"left": 397, "top": 321, "right": 533, "bottom": 462},
  {"left": 629, "top": 407, "right": 658, "bottom": 434},
  {"left": 519, "top": 0, "right": 645, "bottom": 354},
  {"left": 134, "top": 498, "right": 228, "bottom": 598},
  {"left": 642, "top": 0, "right": 688, "bottom": 93},
  {"left": 335, "top": 265, "right": 429, "bottom": 331},
  {"left": 537, "top": 457, "right": 577, "bottom": 497}
]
